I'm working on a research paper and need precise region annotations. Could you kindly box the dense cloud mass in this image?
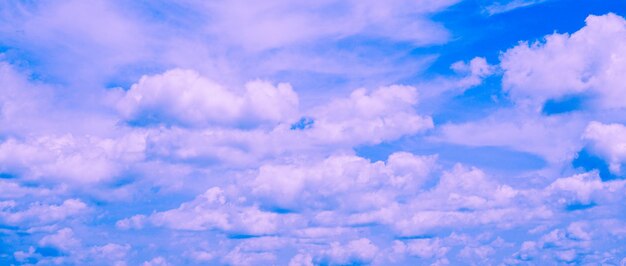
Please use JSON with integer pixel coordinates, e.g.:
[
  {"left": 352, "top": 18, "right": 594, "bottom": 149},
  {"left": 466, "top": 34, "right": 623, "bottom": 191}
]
[{"left": 1, "top": 1, "right": 626, "bottom": 265}]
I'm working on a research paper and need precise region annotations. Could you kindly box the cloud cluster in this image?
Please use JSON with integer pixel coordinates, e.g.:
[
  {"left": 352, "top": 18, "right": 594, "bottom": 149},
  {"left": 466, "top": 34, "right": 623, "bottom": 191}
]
[
  {"left": 1, "top": 2, "right": 626, "bottom": 265},
  {"left": 501, "top": 13, "right": 626, "bottom": 110}
]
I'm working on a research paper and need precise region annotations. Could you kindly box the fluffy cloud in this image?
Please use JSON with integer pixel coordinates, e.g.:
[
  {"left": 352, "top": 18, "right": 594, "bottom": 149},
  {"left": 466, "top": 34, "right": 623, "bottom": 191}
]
[
  {"left": 115, "top": 69, "right": 299, "bottom": 127},
  {"left": 583, "top": 121, "right": 626, "bottom": 173},
  {"left": 501, "top": 13, "right": 626, "bottom": 110},
  {"left": 317, "top": 238, "right": 379, "bottom": 265},
  {"left": 307, "top": 85, "right": 433, "bottom": 145},
  {"left": 120, "top": 187, "right": 298, "bottom": 236},
  {"left": 252, "top": 152, "right": 437, "bottom": 210},
  {"left": 38, "top": 228, "right": 81, "bottom": 253},
  {"left": 0, "top": 199, "right": 87, "bottom": 226}
]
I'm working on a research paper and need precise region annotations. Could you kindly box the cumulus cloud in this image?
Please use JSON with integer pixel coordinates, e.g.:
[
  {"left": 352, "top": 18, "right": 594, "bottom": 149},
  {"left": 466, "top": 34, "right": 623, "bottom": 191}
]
[
  {"left": 318, "top": 238, "right": 379, "bottom": 265},
  {"left": 501, "top": 13, "right": 626, "bottom": 110},
  {"left": 122, "top": 187, "right": 299, "bottom": 236},
  {"left": 0, "top": 199, "right": 87, "bottom": 226},
  {"left": 38, "top": 228, "right": 81, "bottom": 253},
  {"left": 307, "top": 85, "right": 433, "bottom": 145},
  {"left": 583, "top": 121, "right": 626, "bottom": 173},
  {"left": 252, "top": 152, "right": 437, "bottom": 210},
  {"left": 115, "top": 69, "right": 299, "bottom": 127}
]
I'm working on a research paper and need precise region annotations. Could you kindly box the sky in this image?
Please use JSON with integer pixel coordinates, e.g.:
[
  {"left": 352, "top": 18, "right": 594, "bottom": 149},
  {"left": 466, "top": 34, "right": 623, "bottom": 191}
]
[{"left": 1, "top": 0, "right": 626, "bottom": 265}]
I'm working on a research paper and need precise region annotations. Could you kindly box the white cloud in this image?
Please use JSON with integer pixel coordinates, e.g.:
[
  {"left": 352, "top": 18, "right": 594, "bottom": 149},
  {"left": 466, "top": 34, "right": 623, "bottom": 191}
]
[
  {"left": 450, "top": 57, "right": 495, "bottom": 90},
  {"left": 0, "top": 199, "right": 87, "bottom": 226},
  {"left": 319, "top": 238, "right": 379, "bottom": 265},
  {"left": 403, "top": 238, "right": 449, "bottom": 259},
  {"left": 135, "top": 187, "right": 301, "bottom": 236},
  {"left": 135, "top": 83, "right": 432, "bottom": 168},
  {"left": 0, "top": 133, "right": 146, "bottom": 183},
  {"left": 289, "top": 253, "right": 314, "bottom": 266},
  {"left": 484, "top": 0, "right": 548, "bottom": 15},
  {"left": 115, "top": 69, "right": 299, "bottom": 127},
  {"left": 501, "top": 13, "right": 626, "bottom": 110},
  {"left": 193, "top": 0, "right": 458, "bottom": 51},
  {"left": 252, "top": 152, "right": 437, "bottom": 210},
  {"left": 38, "top": 228, "right": 81, "bottom": 252},
  {"left": 0, "top": 0, "right": 148, "bottom": 85},
  {"left": 435, "top": 110, "right": 586, "bottom": 164},
  {"left": 143, "top": 256, "right": 170, "bottom": 266},
  {"left": 222, "top": 247, "right": 276, "bottom": 266},
  {"left": 583, "top": 121, "right": 626, "bottom": 173},
  {"left": 307, "top": 85, "right": 433, "bottom": 145},
  {"left": 90, "top": 243, "right": 131, "bottom": 262}
]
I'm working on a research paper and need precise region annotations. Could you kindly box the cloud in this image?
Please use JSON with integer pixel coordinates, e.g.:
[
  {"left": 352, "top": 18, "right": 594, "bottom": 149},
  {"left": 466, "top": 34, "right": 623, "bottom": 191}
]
[
  {"left": 128, "top": 82, "right": 432, "bottom": 168},
  {"left": 128, "top": 187, "right": 300, "bottom": 236},
  {"left": 143, "top": 256, "right": 170, "bottom": 266},
  {"left": 582, "top": 121, "right": 626, "bottom": 173},
  {"left": 501, "top": 13, "right": 626, "bottom": 110},
  {"left": 308, "top": 85, "right": 433, "bottom": 145},
  {"left": 38, "top": 228, "right": 81, "bottom": 253},
  {"left": 484, "top": 0, "right": 549, "bottom": 15},
  {"left": 115, "top": 69, "right": 299, "bottom": 127},
  {"left": 0, "top": 199, "right": 87, "bottom": 226},
  {"left": 0, "top": 0, "right": 460, "bottom": 91},
  {"left": 0, "top": 133, "right": 146, "bottom": 183},
  {"left": 252, "top": 152, "right": 437, "bottom": 210},
  {"left": 318, "top": 238, "right": 379, "bottom": 265},
  {"left": 0, "top": 0, "right": 148, "bottom": 86},
  {"left": 3, "top": 3, "right": 626, "bottom": 266},
  {"left": 191, "top": 0, "right": 458, "bottom": 51},
  {"left": 436, "top": 111, "right": 586, "bottom": 164}
]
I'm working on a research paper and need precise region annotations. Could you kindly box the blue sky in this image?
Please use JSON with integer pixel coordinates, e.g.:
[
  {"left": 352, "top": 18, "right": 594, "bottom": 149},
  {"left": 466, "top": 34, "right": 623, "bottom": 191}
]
[{"left": 1, "top": 0, "right": 626, "bottom": 265}]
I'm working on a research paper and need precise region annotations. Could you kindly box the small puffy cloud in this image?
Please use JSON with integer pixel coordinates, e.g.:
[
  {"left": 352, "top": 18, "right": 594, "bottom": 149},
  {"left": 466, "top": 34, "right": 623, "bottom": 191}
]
[
  {"left": 289, "top": 253, "right": 314, "bottom": 266},
  {"left": 38, "top": 228, "right": 81, "bottom": 253},
  {"left": 543, "top": 171, "right": 626, "bottom": 211},
  {"left": 116, "top": 214, "right": 147, "bottom": 230},
  {"left": 403, "top": 238, "right": 449, "bottom": 259},
  {"left": 546, "top": 172, "right": 604, "bottom": 205},
  {"left": 307, "top": 85, "right": 433, "bottom": 145},
  {"left": 450, "top": 57, "right": 495, "bottom": 89},
  {"left": 90, "top": 243, "right": 131, "bottom": 262},
  {"left": 583, "top": 121, "right": 626, "bottom": 173},
  {"left": 0, "top": 199, "right": 87, "bottom": 226},
  {"left": 318, "top": 238, "right": 379, "bottom": 265},
  {"left": 115, "top": 69, "right": 299, "bottom": 127},
  {"left": 501, "top": 13, "right": 626, "bottom": 110},
  {"left": 143, "top": 256, "right": 170, "bottom": 266},
  {"left": 222, "top": 247, "right": 276, "bottom": 266}
]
